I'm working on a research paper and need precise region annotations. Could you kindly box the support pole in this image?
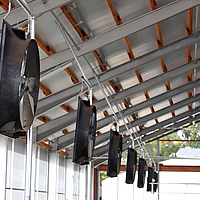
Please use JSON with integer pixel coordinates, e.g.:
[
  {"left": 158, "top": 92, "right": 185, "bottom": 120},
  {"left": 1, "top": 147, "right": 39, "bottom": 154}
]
[
  {"left": 83, "top": 56, "right": 120, "bottom": 129},
  {"left": 25, "top": 125, "right": 33, "bottom": 200},
  {"left": 51, "top": 11, "right": 80, "bottom": 51},
  {"left": 87, "top": 162, "right": 92, "bottom": 200},
  {"left": 16, "top": 2, "right": 36, "bottom": 199},
  {"left": 157, "top": 139, "right": 160, "bottom": 200}
]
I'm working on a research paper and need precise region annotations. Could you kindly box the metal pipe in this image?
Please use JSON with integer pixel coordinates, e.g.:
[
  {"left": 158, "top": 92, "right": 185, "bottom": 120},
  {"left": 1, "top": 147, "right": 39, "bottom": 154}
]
[
  {"left": 83, "top": 55, "right": 120, "bottom": 126},
  {"left": 87, "top": 162, "right": 92, "bottom": 200},
  {"left": 17, "top": 0, "right": 34, "bottom": 17},
  {"left": 30, "top": 16, "right": 35, "bottom": 39},
  {"left": 115, "top": 103, "right": 133, "bottom": 140},
  {"left": 51, "top": 11, "right": 80, "bottom": 51},
  {"left": 157, "top": 139, "right": 160, "bottom": 200},
  {"left": 4, "top": 0, "right": 11, "bottom": 19},
  {"left": 126, "top": 118, "right": 144, "bottom": 155},
  {"left": 56, "top": 20, "right": 92, "bottom": 90},
  {"left": 25, "top": 125, "right": 33, "bottom": 200}
]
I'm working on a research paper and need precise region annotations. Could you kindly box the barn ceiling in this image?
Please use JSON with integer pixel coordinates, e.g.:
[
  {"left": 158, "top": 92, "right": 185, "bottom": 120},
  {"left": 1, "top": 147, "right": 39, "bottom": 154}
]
[{"left": 1, "top": 0, "right": 200, "bottom": 164}]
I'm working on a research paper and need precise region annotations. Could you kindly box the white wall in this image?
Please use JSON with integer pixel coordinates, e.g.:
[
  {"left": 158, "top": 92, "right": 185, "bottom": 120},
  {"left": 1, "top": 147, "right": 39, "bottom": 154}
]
[{"left": 0, "top": 136, "right": 92, "bottom": 200}]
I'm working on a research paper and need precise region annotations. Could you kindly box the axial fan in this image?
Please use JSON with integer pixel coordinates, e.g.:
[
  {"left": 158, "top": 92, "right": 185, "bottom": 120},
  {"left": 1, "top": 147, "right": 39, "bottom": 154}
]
[
  {"left": 73, "top": 97, "right": 97, "bottom": 165},
  {"left": 137, "top": 158, "right": 146, "bottom": 188},
  {"left": 147, "top": 166, "right": 154, "bottom": 192},
  {"left": 0, "top": 20, "right": 40, "bottom": 138},
  {"left": 153, "top": 171, "right": 158, "bottom": 192},
  {"left": 107, "top": 129, "right": 122, "bottom": 177},
  {"left": 125, "top": 148, "right": 137, "bottom": 184}
]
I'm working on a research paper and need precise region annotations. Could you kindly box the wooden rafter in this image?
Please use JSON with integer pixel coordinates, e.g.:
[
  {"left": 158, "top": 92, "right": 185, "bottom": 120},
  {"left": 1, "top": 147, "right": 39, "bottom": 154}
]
[
  {"left": 64, "top": 68, "right": 79, "bottom": 84},
  {"left": 39, "top": 83, "right": 52, "bottom": 96},
  {"left": 58, "top": 150, "right": 68, "bottom": 156},
  {"left": 103, "top": 110, "right": 109, "bottom": 117},
  {"left": 37, "top": 141, "right": 52, "bottom": 149},
  {"left": 99, "top": 164, "right": 200, "bottom": 172},
  {"left": 0, "top": 0, "right": 14, "bottom": 11},
  {"left": 148, "top": 0, "right": 178, "bottom": 118},
  {"left": 60, "top": 6, "right": 88, "bottom": 41},
  {"left": 186, "top": 8, "right": 194, "bottom": 110},
  {"left": 36, "top": 116, "right": 51, "bottom": 123},
  {"left": 106, "top": 0, "right": 159, "bottom": 126},
  {"left": 60, "top": 104, "right": 74, "bottom": 113}
]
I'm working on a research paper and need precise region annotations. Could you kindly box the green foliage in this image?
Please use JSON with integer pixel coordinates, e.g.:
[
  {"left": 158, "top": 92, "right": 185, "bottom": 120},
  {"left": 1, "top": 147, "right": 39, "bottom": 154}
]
[{"left": 100, "top": 171, "right": 108, "bottom": 187}]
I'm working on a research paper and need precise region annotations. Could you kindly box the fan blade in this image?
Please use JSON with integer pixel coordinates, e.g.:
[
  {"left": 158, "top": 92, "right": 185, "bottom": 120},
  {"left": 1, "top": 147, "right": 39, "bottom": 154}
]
[{"left": 27, "top": 92, "right": 34, "bottom": 116}]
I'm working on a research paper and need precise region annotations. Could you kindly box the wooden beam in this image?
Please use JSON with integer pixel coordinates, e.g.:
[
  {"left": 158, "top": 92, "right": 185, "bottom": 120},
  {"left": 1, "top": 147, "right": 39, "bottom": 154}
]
[
  {"left": 62, "top": 129, "right": 69, "bottom": 134},
  {"left": 92, "top": 51, "right": 107, "bottom": 72},
  {"left": 96, "top": 131, "right": 102, "bottom": 136},
  {"left": 122, "top": 99, "right": 129, "bottom": 109},
  {"left": 58, "top": 150, "right": 68, "bottom": 156},
  {"left": 186, "top": 8, "right": 193, "bottom": 110},
  {"left": 60, "top": 6, "right": 88, "bottom": 41},
  {"left": 37, "top": 141, "right": 52, "bottom": 149},
  {"left": 0, "top": 0, "right": 14, "bottom": 11},
  {"left": 103, "top": 110, "right": 109, "bottom": 117},
  {"left": 60, "top": 104, "right": 74, "bottom": 113},
  {"left": 35, "top": 35, "right": 54, "bottom": 56},
  {"left": 39, "top": 83, "right": 52, "bottom": 96},
  {"left": 149, "top": 0, "right": 176, "bottom": 119},
  {"left": 108, "top": 80, "right": 120, "bottom": 93},
  {"left": 64, "top": 67, "right": 79, "bottom": 84},
  {"left": 106, "top": 0, "right": 122, "bottom": 26},
  {"left": 36, "top": 116, "right": 51, "bottom": 123},
  {"left": 106, "top": 0, "right": 134, "bottom": 60},
  {"left": 124, "top": 37, "right": 135, "bottom": 60},
  {"left": 99, "top": 164, "right": 200, "bottom": 172}
]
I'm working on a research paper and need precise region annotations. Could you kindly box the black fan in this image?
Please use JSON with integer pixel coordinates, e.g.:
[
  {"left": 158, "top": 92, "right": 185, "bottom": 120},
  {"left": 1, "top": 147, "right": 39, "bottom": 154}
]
[
  {"left": 107, "top": 129, "right": 122, "bottom": 177},
  {"left": 153, "top": 171, "right": 158, "bottom": 192},
  {"left": 137, "top": 158, "right": 146, "bottom": 188},
  {"left": 125, "top": 148, "right": 137, "bottom": 184},
  {"left": 73, "top": 97, "right": 97, "bottom": 165},
  {"left": 0, "top": 20, "right": 40, "bottom": 138},
  {"left": 147, "top": 166, "right": 154, "bottom": 192}
]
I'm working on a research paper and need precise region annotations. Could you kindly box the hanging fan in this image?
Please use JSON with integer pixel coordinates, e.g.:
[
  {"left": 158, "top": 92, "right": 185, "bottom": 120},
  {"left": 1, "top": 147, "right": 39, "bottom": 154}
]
[
  {"left": 73, "top": 97, "right": 97, "bottom": 165},
  {"left": 153, "top": 171, "right": 158, "bottom": 192},
  {"left": 147, "top": 166, "right": 154, "bottom": 192},
  {"left": 0, "top": 20, "right": 40, "bottom": 138},
  {"left": 137, "top": 158, "right": 146, "bottom": 188},
  {"left": 125, "top": 148, "right": 137, "bottom": 184},
  {"left": 107, "top": 129, "right": 122, "bottom": 177}
]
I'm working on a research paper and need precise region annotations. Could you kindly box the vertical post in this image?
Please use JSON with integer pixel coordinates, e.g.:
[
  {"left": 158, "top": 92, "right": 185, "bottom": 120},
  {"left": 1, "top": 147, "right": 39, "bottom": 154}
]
[
  {"left": 25, "top": 125, "right": 33, "bottom": 200},
  {"left": 84, "top": 166, "right": 87, "bottom": 200},
  {"left": 0, "top": 136, "right": 8, "bottom": 200},
  {"left": 47, "top": 140, "right": 58, "bottom": 200},
  {"left": 157, "top": 139, "right": 160, "bottom": 200},
  {"left": 87, "top": 162, "right": 92, "bottom": 200},
  {"left": 30, "top": 16, "right": 35, "bottom": 39},
  {"left": 117, "top": 175, "right": 119, "bottom": 200}
]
